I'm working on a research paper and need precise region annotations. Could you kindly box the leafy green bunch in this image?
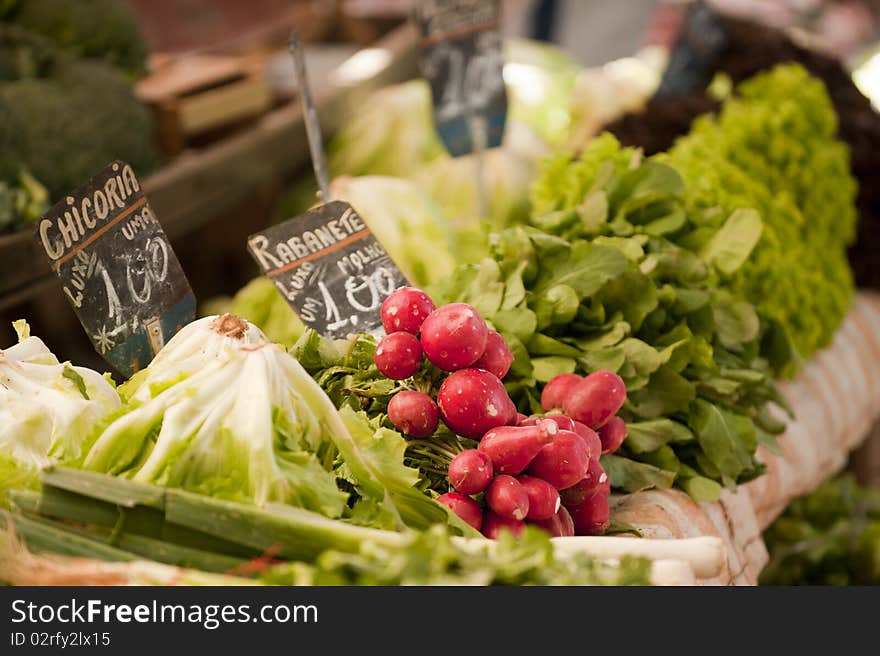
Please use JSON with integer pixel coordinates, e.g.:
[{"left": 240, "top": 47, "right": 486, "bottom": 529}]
[
  {"left": 433, "top": 134, "right": 788, "bottom": 501},
  {"left": 666, "top": 64, "right": 856, "bottom": 370}
]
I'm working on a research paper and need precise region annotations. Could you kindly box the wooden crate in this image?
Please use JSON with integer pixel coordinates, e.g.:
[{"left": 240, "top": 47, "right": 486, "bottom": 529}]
[{"left": 136, "top": 53, "right": 275, "bottom": 158}]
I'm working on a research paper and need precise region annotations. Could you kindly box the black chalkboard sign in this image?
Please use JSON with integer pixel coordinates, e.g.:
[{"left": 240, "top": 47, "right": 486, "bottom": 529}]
[
  {"left": 655, "top": 1, "right": 728, "bottom": 97},
  {"left": 247, "top": 201, "right": 409, "bottom": 340},
  {"left": 413, "top": 0, "right": 507, "bottom": 156},
  {"left": 35, "top": 161, "right": 195, "bottom": 378}
]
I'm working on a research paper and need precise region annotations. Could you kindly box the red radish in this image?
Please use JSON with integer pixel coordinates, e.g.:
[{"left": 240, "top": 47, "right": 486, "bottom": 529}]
[
  {"left": 472, "top": 330, "right": 515, "bottom": 379},
  {"left": 448, "top": 449, "right": 493, "bottom": 495},
  {"left": 517, "top": 414, "right": 576, "bottom": 431},
  {"left": 387, "top": 391, "right": 439, "bottom": 438},
  {"left": 515, "top": 412, "right": 529, "bottom": 425},
  {"left": 482, "top": 510, "right": 525, "bottom": 539},
  {"left": 531, "top": 505, "right": 575, "bottom": 537},
  {"left": 527, "top": 430, "right": 590, "bottom": 489},
  {"left": 567, "top": 492, "right": 610, "bottom": 536},
  {"left": 437, "top": 368, "right": 513, "bottom": 439},
  {"left": 381, "top": 287, "right": 436, "bottom": 335},
  {"left": 563, "top": 370, "right": 627, "bottom": 429},
  {"left": 374, "top": 332, "right": 422, "bottom": 380},
  {"left": 501, "top": 396, "right": 519, "bottom": 426},
  {"left": 518, "top": 475, "right": 561, "bottom": 520},
  {"left": 541, "top": 373, "right": 582, "bottom": 412},
  {"left": 486, "top": 475, "right": 530, "bottom": 521},
  {"left": 437, "top": 492, "right": 483, "bottom": 531},
  {"left": 543, "top": 414, "right": 576, "bottom": 432},
  {"left": 419, "top": 303, "right": 489, "bottom": 371},
  {"left": 559, "top": 460, "right": 610, "bottom": 506},
  {"left": 478, "top": 420, "right": 558, "bottom": 475},
  {"left": 598, "top": 416, "right": 627, "bottom": 454},
  {"left": 572, "top": 421, "right": 603, "bottom": 460}
]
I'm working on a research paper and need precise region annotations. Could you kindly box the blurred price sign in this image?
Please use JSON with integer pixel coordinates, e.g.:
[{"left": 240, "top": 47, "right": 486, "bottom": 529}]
[
  {"left": 413, "top": 0, "right": 507, "bottom": 156},
  {"left": 35, "top": 161, "right": 195, "bottom": 377},
  {"left": 655, "top": 0, "right": 728, "bottom": 97},
  {"left": 247, "top": 201, "right": 409, "bottom": 340}
]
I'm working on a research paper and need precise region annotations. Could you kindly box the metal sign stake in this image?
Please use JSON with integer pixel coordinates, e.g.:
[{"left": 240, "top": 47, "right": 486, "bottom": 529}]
[{"left": 288, "top": 31, "right": 331, "bottom": 202}]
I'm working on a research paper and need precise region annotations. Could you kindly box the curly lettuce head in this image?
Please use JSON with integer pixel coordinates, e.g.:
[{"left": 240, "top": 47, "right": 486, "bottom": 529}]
[{"left": 666, "top": 64, "right": 857, "bottom": 366}]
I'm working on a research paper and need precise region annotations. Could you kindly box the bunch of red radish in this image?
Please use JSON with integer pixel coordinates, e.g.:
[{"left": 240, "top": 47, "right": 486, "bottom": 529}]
[
  {"left": 438, "top": 370, "right": 627, "bottom": 539},
  {"left": 376, "top": 286, "right": 516, "bottom": 441},
  {"left": 374, "top": 286, "right": 628, "bottom": 539}
]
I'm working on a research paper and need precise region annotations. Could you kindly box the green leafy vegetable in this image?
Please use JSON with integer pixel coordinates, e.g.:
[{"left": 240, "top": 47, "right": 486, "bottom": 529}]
[
  {"left": 761, "top": 474, "right": 880, "bottom": 585},
  {"left": 666, "top": 64, "right": 856, "bottom": 369}
]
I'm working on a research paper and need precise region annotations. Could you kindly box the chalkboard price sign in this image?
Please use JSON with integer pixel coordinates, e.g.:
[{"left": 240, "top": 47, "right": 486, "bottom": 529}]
[
  {"left": 413, "top": 0, "right": 507, "bottom": 156},
  {"left": 655, "top": 0, "right": 728, "bottom": 97},
  {"left": 35, "top": 161, "right": 195, "bottom": 378},
  {"left": 248, "top": 201, "right": 409, "bottom": 341}
]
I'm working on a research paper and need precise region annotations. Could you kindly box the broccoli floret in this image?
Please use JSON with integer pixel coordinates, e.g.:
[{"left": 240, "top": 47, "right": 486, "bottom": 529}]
[
  {"left": 2, "top": 0, "right": 148, "bottom": 76},
  {"left": 0, "top": 23, "right": 58, "bottom": 81},
  {"left": 0, "top": 24, "right": 157, "bottom": 198}
]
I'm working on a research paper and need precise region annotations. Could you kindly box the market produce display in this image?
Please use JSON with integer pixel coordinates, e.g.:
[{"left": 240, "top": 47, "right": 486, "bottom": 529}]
[
  {"left": 3, "top": 3, "right": 880, "bottom": 590},
  {"left": 227, "top": 66, "right": 859, "bottom": 506},
  {"left": 761, "top": 474, "right": 880, "bottom": 585}
]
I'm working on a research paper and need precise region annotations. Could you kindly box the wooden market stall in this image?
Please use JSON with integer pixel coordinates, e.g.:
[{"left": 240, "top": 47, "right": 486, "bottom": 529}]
[{"left": 2, "top": 4, "right": 879, "bottom": 587}]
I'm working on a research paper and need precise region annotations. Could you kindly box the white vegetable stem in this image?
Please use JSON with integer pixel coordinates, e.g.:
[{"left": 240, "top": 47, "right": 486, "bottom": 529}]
[
  {"left": 549, "top": 536, "right": 725, "bottom": 579},
  {"left": 649, "top": 560, "right": 697, "bottom": 586}
]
